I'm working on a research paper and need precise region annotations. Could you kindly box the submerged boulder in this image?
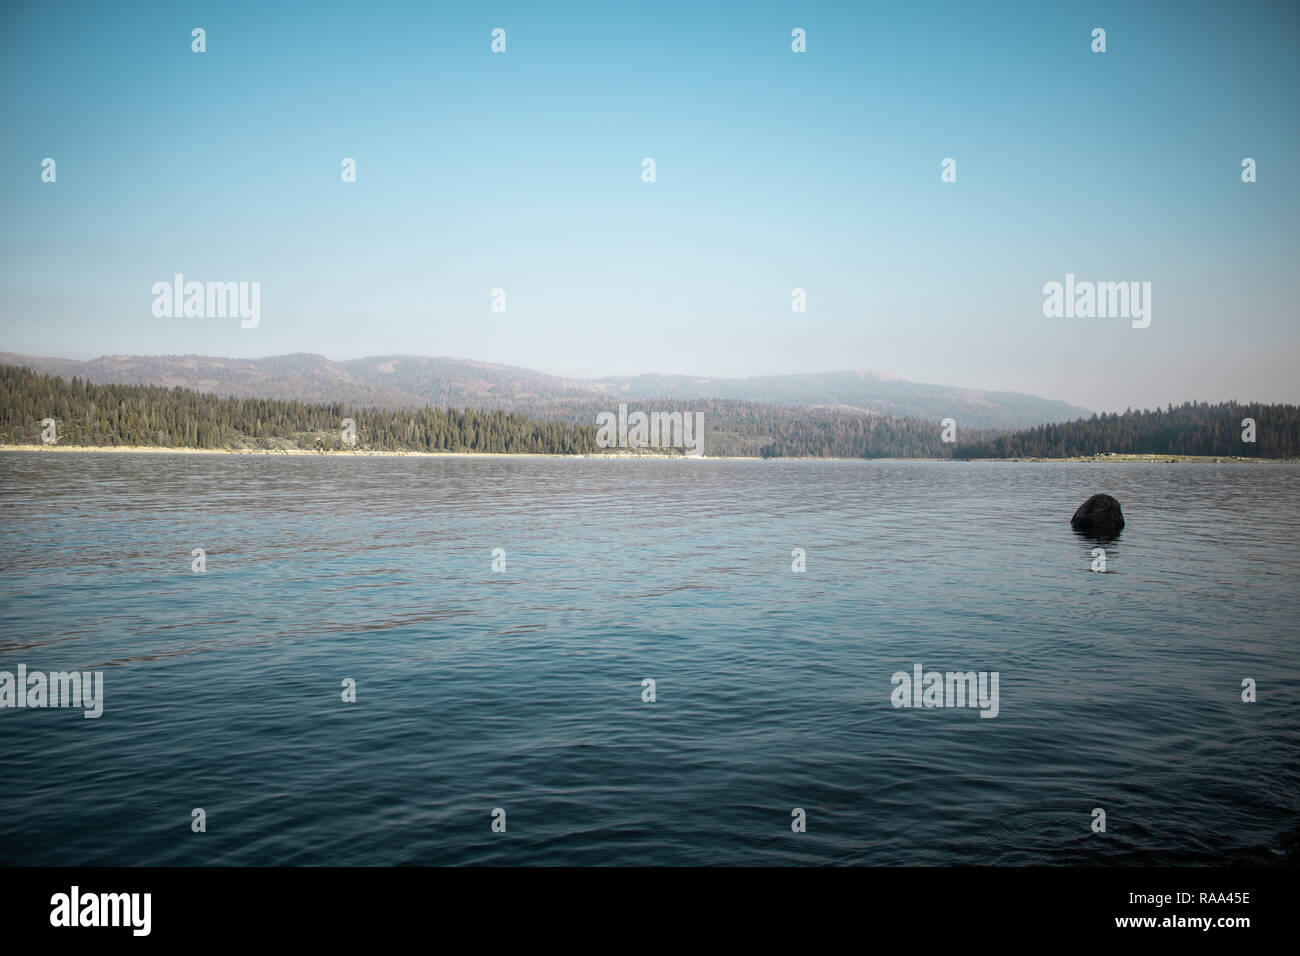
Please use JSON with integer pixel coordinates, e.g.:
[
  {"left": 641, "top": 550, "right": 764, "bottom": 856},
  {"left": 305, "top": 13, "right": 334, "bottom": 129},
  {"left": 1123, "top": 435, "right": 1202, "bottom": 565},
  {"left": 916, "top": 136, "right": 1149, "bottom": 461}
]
[{"left": 1071, "top": 494, "right": 1125, "bottom": 533}]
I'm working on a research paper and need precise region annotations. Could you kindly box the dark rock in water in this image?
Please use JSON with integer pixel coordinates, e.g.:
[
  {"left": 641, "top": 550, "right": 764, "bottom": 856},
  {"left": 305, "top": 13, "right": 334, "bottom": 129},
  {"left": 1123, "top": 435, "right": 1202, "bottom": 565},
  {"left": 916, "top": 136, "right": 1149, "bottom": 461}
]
[{"left": 1071, "top": 494, "right": 1125, "bottom": 533}]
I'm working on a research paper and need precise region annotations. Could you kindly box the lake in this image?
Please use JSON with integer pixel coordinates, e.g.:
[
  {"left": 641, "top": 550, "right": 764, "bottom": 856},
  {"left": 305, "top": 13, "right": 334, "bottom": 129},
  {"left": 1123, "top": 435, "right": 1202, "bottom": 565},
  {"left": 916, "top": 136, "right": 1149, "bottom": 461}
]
[{"left": 1, "top": 452, "right": 1297, "bottom": 865}]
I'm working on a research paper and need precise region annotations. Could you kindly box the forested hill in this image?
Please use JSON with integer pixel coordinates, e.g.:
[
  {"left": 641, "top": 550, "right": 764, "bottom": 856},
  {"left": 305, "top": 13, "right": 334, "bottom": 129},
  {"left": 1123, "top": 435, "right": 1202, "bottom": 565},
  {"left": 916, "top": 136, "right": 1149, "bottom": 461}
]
[
  {"left": 0, "top": 351, "right": 1089, "bottom": 430},
  {"left": 952, "top": 402, "right": 1300, "bottom": 460},
  {"left": 756, "top": 413, "right": 969, "bottom": 458},
  {"left": 0, "top": 363, "right": 982, "bottom": 458},
  {"left": 3, "top": 366, "right": 1296, "bottom": 460},
  {"left": 0, "top": 365, "right": 603, "bottom": 454}
]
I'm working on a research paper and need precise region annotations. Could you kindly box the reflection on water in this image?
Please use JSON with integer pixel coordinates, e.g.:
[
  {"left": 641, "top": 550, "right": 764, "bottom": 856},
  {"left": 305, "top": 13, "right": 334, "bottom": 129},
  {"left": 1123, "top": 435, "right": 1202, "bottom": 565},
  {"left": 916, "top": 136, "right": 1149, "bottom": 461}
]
[
  {"left": 1073, "top": 527, "right": 1123, "bottom": 548},
  {"left": 0, "top": 452, "right": 1297, "bottom": 865}
]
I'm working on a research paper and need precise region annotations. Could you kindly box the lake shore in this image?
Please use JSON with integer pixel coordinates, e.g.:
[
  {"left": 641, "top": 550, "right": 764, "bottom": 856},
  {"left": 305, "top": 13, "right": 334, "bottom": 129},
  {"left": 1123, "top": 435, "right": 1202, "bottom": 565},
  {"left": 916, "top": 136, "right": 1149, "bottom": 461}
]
[
  {"left": 988, "top": 453, "right": 1295, "bottom": 464},
  {"left": 1, "top": 445, "right": 1293, "bottom": 463},
  {"left": 0, "top": 443, "right": 722, "bottom": 460}
]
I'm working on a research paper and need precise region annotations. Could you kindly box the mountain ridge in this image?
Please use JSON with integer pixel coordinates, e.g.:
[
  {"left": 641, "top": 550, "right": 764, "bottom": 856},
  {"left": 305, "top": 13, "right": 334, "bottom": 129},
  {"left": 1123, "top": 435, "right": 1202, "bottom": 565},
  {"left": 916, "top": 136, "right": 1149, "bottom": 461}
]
[{"left": 0, "top": 351, "right": 1091, "bottom": 430}]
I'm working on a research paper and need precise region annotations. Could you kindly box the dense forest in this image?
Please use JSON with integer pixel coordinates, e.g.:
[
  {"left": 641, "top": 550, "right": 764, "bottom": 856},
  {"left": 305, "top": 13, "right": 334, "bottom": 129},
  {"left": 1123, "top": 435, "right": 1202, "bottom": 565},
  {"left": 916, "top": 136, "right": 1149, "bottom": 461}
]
[
  {"left": 951, "top": 402, "right": 1300, "bottom": 459},
  {"left": 756, "top": 411, "right": 984, "bottom": 458},
  {"left": 0, "top": 365, "right": 604, "bottom": 454},
  {"left": 525, "top": 396, "right": 966, "bottom": 458},
  {"left": 0, "top": 367, "right": 985, "bottom": 458},
  {"left": 2, "top": 365, "right": 1296, "bottom": 459}
]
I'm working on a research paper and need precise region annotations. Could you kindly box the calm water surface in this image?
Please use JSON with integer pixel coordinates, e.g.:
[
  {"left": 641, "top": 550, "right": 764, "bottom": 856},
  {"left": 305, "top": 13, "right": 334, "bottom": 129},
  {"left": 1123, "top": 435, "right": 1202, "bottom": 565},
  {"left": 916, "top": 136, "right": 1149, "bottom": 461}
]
[{"left": 1, "top": 453, "right": 1297, "bottom": 865}]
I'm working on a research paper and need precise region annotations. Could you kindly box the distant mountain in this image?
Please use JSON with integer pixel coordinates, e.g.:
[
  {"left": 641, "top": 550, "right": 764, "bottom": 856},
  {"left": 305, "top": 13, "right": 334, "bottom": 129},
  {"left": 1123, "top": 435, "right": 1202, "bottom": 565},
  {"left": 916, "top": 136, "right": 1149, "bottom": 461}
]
[
  {"left": 0, "top": 352, "right": 1089, "bottom": 430},
  {"left": 594, "top": 369, "right": 1089, "bottom": 427}
]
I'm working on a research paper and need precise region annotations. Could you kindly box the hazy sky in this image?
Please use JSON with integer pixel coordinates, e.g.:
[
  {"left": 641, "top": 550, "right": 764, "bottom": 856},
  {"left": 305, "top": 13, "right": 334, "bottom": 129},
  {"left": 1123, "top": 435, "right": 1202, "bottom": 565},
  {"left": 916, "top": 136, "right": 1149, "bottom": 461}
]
[{"left": 2, "top": 0, "right": 1297, "bottom": 413}]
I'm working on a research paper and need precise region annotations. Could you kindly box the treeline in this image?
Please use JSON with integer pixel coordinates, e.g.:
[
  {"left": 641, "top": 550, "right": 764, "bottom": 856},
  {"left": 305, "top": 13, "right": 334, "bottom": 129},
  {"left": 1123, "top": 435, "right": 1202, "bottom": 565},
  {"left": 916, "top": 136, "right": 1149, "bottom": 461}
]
[
  {"left": 0, "top": 365, "right": 603, "bottom": 454},
  {"left": 526, "top": 397, "right": 988, "bottom": 458},
  {"left": 0, "top": 364, "right": 986, "bottom": 459},
  {"left": 953, "top": 402, "right": 1300, "bottom": 459},
  {"left": 6, "top": 364, "right": 1294, "bottom": 460},
  {"left": 756, "top": 412, "right": 989, "bottom": 458}
]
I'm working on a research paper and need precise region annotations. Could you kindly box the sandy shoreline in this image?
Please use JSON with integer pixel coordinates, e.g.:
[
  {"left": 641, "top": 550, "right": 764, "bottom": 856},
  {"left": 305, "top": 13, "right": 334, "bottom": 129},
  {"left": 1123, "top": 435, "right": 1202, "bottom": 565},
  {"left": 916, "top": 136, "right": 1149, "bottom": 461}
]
[{"left": 1, "top": 445, "right": 1293, "bottom": 464}]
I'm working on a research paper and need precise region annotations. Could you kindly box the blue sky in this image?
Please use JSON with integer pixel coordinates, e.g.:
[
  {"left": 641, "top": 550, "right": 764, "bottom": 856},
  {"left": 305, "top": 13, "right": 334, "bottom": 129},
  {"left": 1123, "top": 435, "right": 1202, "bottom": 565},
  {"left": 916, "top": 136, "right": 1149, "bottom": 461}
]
[{"left": 2, "top": 0, "right": 1297, "bottom": 412}]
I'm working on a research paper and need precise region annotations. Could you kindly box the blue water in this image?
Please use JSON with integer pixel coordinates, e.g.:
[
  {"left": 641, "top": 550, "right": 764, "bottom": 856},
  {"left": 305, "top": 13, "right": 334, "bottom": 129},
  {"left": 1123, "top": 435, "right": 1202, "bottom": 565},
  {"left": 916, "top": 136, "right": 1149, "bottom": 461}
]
[{"left": 1, "top": 452, "right": 1297, "bottom": 865}]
